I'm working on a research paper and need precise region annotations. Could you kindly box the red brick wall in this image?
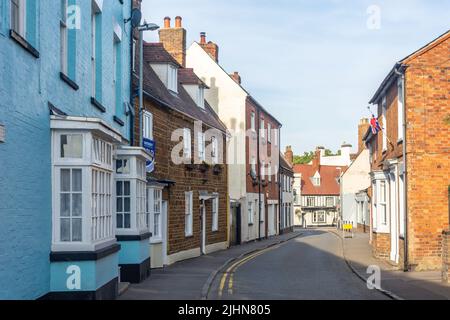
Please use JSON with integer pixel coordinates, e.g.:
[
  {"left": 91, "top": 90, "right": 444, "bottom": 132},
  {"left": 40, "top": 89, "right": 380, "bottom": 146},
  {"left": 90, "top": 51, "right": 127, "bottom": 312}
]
[
  {"left": 136, "top": 97, "right": 228, "bottom": 255},
  {"left": 405, "top": 35, "right": 450, "bottom": 270},
  {"left": 372, "top": 232, "right": 391, "bottom": 260}
]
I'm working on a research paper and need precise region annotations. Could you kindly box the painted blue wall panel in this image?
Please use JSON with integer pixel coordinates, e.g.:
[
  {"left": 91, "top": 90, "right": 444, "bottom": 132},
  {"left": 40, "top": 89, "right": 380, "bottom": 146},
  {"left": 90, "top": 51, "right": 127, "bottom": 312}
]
[
  {"left": 95, "top": 13, "right": 103, "bottom": 102},
  {"left": 0, "top": 0, "right": 132, "bottom": 299},
  {"left": 118, "top": 240, "right": 150, "bottom": 265},
  {"left": 25, "top": 0, "right": 37, "bottom": 47}
]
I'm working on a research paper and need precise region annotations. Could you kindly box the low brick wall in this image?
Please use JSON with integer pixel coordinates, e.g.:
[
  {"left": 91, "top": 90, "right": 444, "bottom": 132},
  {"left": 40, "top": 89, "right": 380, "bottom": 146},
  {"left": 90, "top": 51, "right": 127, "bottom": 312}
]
[
  {"left": 357, "top": 224, "right": 369, "bottom": 233},
  {"left": 372, "top": 232, "right": 390, "bottom": 260}
]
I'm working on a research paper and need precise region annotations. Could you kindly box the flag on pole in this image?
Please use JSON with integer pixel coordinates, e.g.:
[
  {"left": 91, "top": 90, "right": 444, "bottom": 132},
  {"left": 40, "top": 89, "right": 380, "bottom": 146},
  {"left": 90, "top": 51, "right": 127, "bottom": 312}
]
[{"left": 370, "top": 115, "right": 382, "bottom": 135}]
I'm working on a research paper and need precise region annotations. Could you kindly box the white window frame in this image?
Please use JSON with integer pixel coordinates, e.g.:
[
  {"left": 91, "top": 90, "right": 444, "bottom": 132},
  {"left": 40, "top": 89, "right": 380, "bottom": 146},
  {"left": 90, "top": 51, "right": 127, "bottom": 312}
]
[
  {"left": 168, "top": 64, "right": 178, "bottom": 93},
  {"left": 260, "top": 160, "right": 265, "bottom": 179},
  {"left": 211, "top": 136, "right": 219, "bottom": 164},
  {"left": 116, "top": 180, "right": 131, "bottom": 229},
  {"left": 197, "top": 87, "right": 205, "bottom": 109},
  {"left": 307, "top": 196, "right": 315, "bottom": 207},
  {"left": 143, "top": 111, "right": 153, "bottom": 140},
  {"left": 268, "top": 162, "right": 272, "bottom": 182},
  {"left": 260, "top": 119, "right": 265, "bottom": 139},
  {"left": 185, "top": 191, "right": 193, "bottom": 237},
  {"left": 11, "top": 0, "right": 26, "bottom": 37},
  {"left": 382, "top": 96, "right": 387, "bottom": 151},
  {"left": 250, "top": 156, "right": 256, "bottom": 175},
  {"left": 183, "top": 128, "right": 192, "bottom": 160},
  {"left": 198, "top": 132, "right": 205, "bottom": 162},
  {"left": 152, "top": 189, "right": 162, "bottom": 240},
  {"left": 397, "top": 78, "right": 404, "bottom": 142},
  {"left": 379, "top": 180, "right": 387, "bottom": 225},
  {"left": 212, "top": 197, "right": 219, "bottom": 232},
  {"left": 250, "top": 112, "right": 256, "bottom": 132},
  {"left": 313, "top": 211, "right": 326, "bottom": 224},
  {"left": 267, "top": 123, "right": 272, "bottom": 143},
  {"left": 326, "top": 197, "right": 334, "bottom": 207}
]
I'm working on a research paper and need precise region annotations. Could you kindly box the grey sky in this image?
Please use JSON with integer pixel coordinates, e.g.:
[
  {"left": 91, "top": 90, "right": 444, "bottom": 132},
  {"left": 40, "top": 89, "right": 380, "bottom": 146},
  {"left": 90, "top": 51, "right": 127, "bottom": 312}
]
[{"left": 141, "top": 0, "right": 450, "bottom": 155}]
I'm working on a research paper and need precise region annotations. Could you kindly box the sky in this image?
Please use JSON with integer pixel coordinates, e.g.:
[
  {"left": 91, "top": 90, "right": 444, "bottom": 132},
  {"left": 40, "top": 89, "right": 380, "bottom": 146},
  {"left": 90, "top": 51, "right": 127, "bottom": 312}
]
[{"left": 141, "top": 0, "right": 450, "bottom": 155}]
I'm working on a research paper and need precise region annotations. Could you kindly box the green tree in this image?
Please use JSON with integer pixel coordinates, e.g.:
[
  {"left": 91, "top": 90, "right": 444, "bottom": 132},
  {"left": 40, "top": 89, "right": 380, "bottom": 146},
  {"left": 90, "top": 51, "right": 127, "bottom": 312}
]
[{"left": 293, "top": 151, "right": 315, "bottom": 165}]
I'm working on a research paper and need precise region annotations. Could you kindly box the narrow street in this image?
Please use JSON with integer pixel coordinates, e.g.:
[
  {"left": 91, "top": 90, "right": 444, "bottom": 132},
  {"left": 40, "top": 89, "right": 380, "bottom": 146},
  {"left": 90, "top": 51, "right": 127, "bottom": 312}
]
[{"left": 208, "top": 229, "right": 388, "bottom": 300}]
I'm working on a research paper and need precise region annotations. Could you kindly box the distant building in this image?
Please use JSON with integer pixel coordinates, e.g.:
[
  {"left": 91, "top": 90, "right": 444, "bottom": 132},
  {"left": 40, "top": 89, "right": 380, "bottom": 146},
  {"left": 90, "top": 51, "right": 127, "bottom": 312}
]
[
  {"left": 280, "top": 148, "right": 294, "bottom": 234},
  {"left": 294, "top": 148, "right": 346, "bottom": 228}
]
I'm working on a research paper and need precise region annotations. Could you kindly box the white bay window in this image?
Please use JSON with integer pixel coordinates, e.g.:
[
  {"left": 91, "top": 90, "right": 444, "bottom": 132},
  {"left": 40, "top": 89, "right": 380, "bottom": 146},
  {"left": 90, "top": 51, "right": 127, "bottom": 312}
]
[{"left": 212, "top": 197, "right": 219, "bottom": 232}]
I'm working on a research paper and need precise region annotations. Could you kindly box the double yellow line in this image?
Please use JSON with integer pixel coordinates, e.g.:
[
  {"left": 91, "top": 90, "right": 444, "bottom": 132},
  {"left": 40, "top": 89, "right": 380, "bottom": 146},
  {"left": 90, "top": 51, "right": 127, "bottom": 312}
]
[{"left": 218, "top": 245, "right": 280, "bottom": 298}]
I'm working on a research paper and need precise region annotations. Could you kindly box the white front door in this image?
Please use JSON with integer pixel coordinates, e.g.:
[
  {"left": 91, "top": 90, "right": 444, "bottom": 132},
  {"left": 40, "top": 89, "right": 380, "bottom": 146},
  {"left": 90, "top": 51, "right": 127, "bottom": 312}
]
[
  {"left": 389, "top": 173, "right": 399, "bottom": 263},
  {"left": 268, "top": 205, "right": 275, "bottom": 236}
]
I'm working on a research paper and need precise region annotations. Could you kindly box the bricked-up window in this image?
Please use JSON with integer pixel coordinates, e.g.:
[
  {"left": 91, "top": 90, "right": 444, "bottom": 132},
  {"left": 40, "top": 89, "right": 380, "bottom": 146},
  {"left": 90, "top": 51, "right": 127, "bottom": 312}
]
[
  {"left": 397, "top": 78, "right": 404, "bottom": 141},
  {"left": 212, "top": 197, "right": 219, "bottom": 232},
  {"left": 183, "top": 128, "right": 192, "bottom": 160},
  {"left": 248, "top": 201, "right": 254, "bottom": 225},
  {"left": 211, "top": 136, "right": 218, "bottom": 164},
  {"left": 267, "top": 123, "right": 272, "bottom": 143},
  {"left": 268, "top": 162, "right": 272, "bottom": 182},
  {"left": 10, "top": 0, "right": 25, "bottom": 37},
  {"left": 260, "top": 160, "right": 265, "bottom": 179},
  {"left": 185, "top": 192, "right": 193, "bottom": 236},
  {"left": 260, "top": 119, "right": 265, "bottom": 139},
  {"left": 60, "top": 168, "right": 83, "bottom": 242},
  {"left": 382, "top": 96, "right": 388, "bottom": 151},
  {"left": 116, "top": 181, "right": 131, "bottom": 229},
  {"left": 251, "top": 156, "right": 257, "bottom": 175}
]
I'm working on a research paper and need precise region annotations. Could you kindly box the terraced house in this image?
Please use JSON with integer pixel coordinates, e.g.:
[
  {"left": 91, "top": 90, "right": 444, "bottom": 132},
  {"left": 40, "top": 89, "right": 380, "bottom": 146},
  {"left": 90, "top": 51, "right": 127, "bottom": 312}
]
[
  {"left": 134, "top": 17, "right": 229, "bottom": 267},
  {"left": 0, "top": 0, "right": 149, "bottom": 299},
  {"left": 364, "top": 30, "right": 450, "bottom": 273}
]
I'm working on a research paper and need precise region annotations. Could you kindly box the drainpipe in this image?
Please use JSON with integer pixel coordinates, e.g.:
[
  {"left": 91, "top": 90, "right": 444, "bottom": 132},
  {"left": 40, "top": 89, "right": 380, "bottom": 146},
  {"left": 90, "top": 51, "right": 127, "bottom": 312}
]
[
  {"left": 394, "top": 64, "right": 408, "bottom": 272},
  {"left": 129, "top": 4, "right": 135, "bottom": 146}
]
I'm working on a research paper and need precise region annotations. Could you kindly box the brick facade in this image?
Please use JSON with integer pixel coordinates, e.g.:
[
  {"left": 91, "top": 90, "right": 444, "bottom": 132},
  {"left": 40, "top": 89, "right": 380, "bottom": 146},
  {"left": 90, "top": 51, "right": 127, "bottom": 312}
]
[{"left": 372, "top": 232, "right": 391, "bottom": 260}]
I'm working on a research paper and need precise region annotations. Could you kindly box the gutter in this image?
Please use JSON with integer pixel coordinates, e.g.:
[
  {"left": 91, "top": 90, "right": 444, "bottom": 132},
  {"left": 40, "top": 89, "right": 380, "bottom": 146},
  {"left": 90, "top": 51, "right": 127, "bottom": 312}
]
[{"left": 394, "top": 64, "right": 409, "bottom": 272}]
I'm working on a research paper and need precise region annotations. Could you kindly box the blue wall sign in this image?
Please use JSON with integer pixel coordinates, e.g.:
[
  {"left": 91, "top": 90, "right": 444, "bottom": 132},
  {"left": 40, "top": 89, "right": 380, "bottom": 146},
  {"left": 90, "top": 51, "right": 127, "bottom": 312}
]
[{"left": 143, "top": 138, "right": 155, "bottom": 173}]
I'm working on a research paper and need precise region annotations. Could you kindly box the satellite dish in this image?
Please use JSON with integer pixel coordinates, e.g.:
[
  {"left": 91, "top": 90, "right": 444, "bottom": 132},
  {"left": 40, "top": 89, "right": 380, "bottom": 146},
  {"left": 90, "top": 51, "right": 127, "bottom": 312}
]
[{"left": 130, "top": 9, "right": 142, "bottom": 28}]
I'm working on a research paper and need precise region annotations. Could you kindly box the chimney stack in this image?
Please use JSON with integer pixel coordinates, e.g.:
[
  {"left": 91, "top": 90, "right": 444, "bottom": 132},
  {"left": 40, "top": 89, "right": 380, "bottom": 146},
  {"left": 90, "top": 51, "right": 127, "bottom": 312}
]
[
  {"left": 312, "top": 147, "right": 322, "bottom": 173},
  {"left": 159, "top": 16, "right": 187, "bottom": 67},
  {"left": 358, "top": 118, "right": 370, "bottom": 154},
  {"left": 199, "top": 32, "right": 219, "bottom": 63},
  {"left": 230, "top": 72, "right": 241, "bottom": 85},
  {"left": 285, "top": 146, "right": 294, "bottom": 166}
]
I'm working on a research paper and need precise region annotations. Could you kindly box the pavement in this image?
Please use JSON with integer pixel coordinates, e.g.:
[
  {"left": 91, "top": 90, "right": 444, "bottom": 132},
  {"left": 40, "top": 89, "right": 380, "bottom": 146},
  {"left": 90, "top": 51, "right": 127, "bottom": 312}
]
[
  {"left": 330, "top": 228, "right": 450, "bottom": 300},
  {"left": 119, "top": 231, "right": 302, "bottom": 300}
]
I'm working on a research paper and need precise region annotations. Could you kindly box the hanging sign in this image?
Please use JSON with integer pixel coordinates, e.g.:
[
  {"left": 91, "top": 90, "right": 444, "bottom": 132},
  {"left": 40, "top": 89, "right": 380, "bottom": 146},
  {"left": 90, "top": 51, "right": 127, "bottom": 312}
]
[{"left": 143, "top": 137, "right": 156, "bottom": 173}]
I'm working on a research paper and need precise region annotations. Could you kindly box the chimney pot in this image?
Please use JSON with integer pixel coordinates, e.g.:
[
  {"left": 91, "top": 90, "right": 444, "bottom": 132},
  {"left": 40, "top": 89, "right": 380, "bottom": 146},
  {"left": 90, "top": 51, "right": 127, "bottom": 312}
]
[
  {"left": 175, "top": 16, "right": 182, "bottom": 28},
  {"left": 164, "top": 16, "right": 171, "bottom": 28},
  {"left": 200, "top": 32, "right": 206, "bottom": 44}
]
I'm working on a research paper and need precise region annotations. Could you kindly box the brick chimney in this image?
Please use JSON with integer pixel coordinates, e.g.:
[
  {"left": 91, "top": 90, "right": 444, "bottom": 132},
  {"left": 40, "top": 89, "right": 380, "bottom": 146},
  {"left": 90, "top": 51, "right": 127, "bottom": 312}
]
[
  {"left": 358, "top": 118, "right": 370, "bottom": 154},
  {"left": 199, "top": 32, "right": 219, "bottom": 63},
  {"left": 230, "top": 72, "right": 241, "bottom": 85},
  {"left": 285, "top": 146, "right": 294, "bottom": 166},
  {"left": 159, "top": 16, "right": 187, "bottom": 67},
  {"left": 312, "top": 147, "right": 322, "bottom": 173}
]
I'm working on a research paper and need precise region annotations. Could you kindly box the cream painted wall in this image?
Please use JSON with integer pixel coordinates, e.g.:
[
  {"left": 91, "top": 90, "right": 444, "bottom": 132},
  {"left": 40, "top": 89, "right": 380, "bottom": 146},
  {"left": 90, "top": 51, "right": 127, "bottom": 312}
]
[
  {"left": 340, "top": 149, "right": 371, "bottom": 226},
  {"left": 187, "top": 42, "right": 248, "bottom": 203}
]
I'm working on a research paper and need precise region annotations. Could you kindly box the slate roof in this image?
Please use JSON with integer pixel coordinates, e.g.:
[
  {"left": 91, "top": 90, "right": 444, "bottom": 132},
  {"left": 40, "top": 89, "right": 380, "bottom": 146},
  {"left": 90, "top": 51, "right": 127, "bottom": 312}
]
[
  {"left": 137, "top": 43, "right": 227, "bottom": 133},
  {"left": 178, "top": 68, "right": 209, "bottom": 88},
  {"left": 144, "top": 42, "right": 181, "bottom": 67},
  {"left": 293, "top": 164, "right": 346, "bottom": 196}
]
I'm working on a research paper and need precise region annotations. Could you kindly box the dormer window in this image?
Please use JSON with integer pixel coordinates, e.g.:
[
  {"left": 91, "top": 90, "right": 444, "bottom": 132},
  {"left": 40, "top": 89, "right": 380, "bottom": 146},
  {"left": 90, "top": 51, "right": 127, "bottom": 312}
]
[
  {"left": 197, "top": 87, "right": 205, "bottom": 109},
  {"left": 312, "top": 171, "right": 321, "bottom": 186},
  {"left": 168, "top": 64, "right": 178, "bottom": 93}
]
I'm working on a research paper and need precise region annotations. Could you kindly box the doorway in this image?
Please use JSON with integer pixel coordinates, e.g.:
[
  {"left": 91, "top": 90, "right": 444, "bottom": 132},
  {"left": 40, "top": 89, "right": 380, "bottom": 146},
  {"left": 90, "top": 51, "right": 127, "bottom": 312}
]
[{"left": 389, "top": 173, "right": 399, "bottom": 263}]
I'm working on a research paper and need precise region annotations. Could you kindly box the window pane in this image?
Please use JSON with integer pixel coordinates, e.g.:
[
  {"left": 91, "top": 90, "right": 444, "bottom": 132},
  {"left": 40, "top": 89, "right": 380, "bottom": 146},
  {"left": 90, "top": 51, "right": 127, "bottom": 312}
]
[
  {"left": 60, "top": 134, "right": 83, "bottom": 158},
  {"left": 61, "top": 169, "right": 71, "bottom": 192},
  {"left": 72, "top": 169, "right": 82, "bottom": 192},
  {"left": 72, "top": 218, "right": 82, "bottom": 241},
  {"left": 124, "top": 197, "right": 130, "bottom": 212},
  {"left": 117, "top": 214, "right": 123, "bottom": 228},
  {"left": 124, "top": 181, "right": 130, "bottom": 196},
  {"left": 124, "top": 214, "right": 131, "bottom": 229},
  {"left": 60, "top": 194, "right": 71, "bottom": 217},
  {"left": 116, "top": 197, "right": 123, "bottom": 212},
  {"left": 60, "top": 218, "right": 70, "bottom": 242},
  {"left": 116, "top": 181, "right": 123, "bottom": 196},
  {"left": 72, "top": 193, "right": 82, "bottom": 216}
]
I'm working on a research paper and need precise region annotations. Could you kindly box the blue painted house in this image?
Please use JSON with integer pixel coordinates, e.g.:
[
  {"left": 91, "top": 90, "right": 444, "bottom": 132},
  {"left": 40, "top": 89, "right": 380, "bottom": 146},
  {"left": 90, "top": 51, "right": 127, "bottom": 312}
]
[{"left": 0, "top": 0, "right": 151, "bottom": 299}]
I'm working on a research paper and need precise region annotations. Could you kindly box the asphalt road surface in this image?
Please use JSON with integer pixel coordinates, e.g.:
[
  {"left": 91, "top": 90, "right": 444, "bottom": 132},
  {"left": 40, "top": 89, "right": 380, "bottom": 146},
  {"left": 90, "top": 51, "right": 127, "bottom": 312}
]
[{"left": 209, "top": 229, "right": 389, "bottom": 300}]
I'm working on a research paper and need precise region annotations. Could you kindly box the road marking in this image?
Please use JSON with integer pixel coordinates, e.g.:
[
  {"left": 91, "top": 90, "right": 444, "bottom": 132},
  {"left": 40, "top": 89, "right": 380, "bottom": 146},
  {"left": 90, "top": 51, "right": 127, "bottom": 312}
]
[{"left": 218, "top": 245, "right": 280, "bottom": 298}]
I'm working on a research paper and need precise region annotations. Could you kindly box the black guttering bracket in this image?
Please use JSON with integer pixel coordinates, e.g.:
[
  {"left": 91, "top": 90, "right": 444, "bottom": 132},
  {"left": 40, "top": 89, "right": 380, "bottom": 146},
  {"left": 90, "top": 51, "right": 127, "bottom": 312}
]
[
  {"left": 116, "top": 232, "right": 152, "bottom": 242},
  {"left": 9, "top": 29, "right": 40, "bottom": 58},
  {"left": 114, "top": 116, "right": 125, "bottom": 126},
  {"left": 50, "top": 243, "right": 121, "bottom": 262}
]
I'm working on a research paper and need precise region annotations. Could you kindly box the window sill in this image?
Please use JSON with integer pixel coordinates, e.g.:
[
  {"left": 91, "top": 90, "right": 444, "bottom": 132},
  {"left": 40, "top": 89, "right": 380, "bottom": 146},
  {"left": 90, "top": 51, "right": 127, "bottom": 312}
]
[
  {"left": 397, "top": 139, "right": 403, "bottom": 145},
  {"left": 185, "top": 234, "right": 194, "bottom": 238},
  {"left": 60, "top": 72, "right": 79, "bottom": 91},
  {"left": 10, "top": 29, "right": 40, "bottom": 58},
  {"left": 150, "top": 238, "right": 163, "bottom": 244},
  {"left": 91, "top": 97, "right": 106, "bottom": 113},
  {"left": 114, "top": 116, "right": 125, "bottom": 126}
]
